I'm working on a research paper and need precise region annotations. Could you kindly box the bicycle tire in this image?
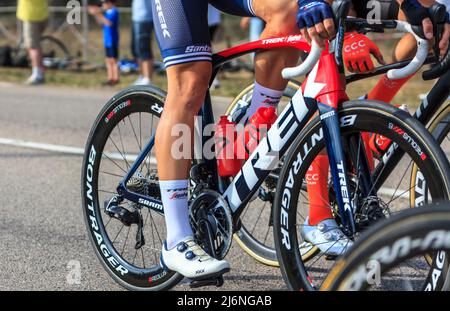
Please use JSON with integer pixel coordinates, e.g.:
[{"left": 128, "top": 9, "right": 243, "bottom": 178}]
[
  {"left": 273, "top": 100, "right": 450, "bottom": 290},
  {"left": 321, "top": 205, "right": 450, "bottom": 291},
  {"left": 81, "top": 85, "right": 183, "bottom": 291},
  {"left": 410, "top": 101, "right": 450, "bottom": 209}
]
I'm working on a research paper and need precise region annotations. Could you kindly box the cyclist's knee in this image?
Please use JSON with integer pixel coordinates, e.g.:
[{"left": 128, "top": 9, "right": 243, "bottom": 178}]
[
  {"left": 254, "top": 0, "right": 298, "bottom": 36},
  {"left": 165, "top": 61, "right": 212, "bottom": 115}
]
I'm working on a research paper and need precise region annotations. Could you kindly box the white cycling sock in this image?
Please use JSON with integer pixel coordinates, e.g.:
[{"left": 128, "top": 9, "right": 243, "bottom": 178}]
[
  {"left": 247, "top": 81, "right": 283, "bottom": 118},
  {"left": 160, "top": 179, "right": 193, "bottom": 250}
]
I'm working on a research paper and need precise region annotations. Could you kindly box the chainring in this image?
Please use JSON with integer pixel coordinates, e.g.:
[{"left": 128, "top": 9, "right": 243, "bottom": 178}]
[{"left": 189, "top": 190, "right": 233, "bottom": 260}]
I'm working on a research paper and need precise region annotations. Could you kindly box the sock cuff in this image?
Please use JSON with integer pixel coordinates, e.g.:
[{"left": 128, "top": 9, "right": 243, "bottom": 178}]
[
  {"left": 159, "top": 179, "right": 189, "bottom": 191},
  {"left": 254, "top": 81, "right": 283, "bottom": 100}
]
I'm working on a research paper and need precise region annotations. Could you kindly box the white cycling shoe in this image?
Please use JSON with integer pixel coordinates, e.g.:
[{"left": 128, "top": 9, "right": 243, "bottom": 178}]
[
  {"left": 160, "top": 237, "right": 230, "bottom": 280},
  {"left": 301, "top": 218, "right": 353, "bottom": 256}
]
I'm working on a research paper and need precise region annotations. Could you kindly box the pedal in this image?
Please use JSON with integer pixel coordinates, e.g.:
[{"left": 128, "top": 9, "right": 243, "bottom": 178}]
[{"left": 189, "top": 275, "right": 224, "bottom": 289}]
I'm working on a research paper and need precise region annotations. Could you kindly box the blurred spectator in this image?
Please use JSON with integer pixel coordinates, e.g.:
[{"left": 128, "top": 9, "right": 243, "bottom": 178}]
[
  {"left": 16, "top": 0, "right": 48, "bottom": 85},
  {"left": 131, "top": 0, "right": 154, "bottom": 86},
  {"left": 208, "top": 4, "right": 222, "bottom": 41},
  {"left": 208, "top": 5, "right": 222, "bottom": 89},
  {"left": 89, "top": 0, "right": 120, "bottom": 86}
]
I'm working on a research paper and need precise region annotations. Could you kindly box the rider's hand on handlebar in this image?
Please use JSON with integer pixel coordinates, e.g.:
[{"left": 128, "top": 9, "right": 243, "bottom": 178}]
[
  {"left": 438, "top": 14, "right": 450, "bottom": 58},
  {"left": 343, "top": 32, "right": 385, "bottom": 73},
  {"left": 401, "top": 0, "right": 450, "bottom": 58},
  {"left": 297, "top": 0, "right": 336, "bottom": 48}
]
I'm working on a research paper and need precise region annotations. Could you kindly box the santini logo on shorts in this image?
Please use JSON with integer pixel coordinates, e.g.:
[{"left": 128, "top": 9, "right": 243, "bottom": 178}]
[{"left": 185, "top": 45, "right": 212, "bottom": 53}]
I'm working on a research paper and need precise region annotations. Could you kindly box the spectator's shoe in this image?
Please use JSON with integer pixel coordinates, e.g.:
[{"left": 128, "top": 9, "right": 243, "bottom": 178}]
[
  {"left": 134, "top": 77, "right": 152, "bottom": 86},
  {"left": 132, "top": 76, "right": 144, "bottom": 86},
  {"left": 212, "top": 77, "right": 221, "bottom": 89},
  {"left": 301, "top": 218, "right": 353, "bottom": 256},
  {"left": 160, "top": 237, "right": 230, "bottom": 280},
  {"left": 102, "top": 80, "right": 120, "bottom": 87},
  {"left": 25, "top": 75, "right": 45, "bottom": 85}
]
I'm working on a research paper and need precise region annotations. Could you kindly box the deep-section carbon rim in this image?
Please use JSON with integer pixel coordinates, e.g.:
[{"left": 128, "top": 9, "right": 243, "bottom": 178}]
[
  {"left": 81, "top": 86, "right": 183, "bottom": 290},
  {"left": 320, "top": 206, "right": 450, "bottom": 291},
  {"left": 273, "top": 100, "right": 450, "bottom": 291}
]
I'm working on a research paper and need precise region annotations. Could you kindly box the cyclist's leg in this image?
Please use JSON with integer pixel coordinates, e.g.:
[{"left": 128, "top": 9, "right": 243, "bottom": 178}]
[
  {"left": 366, "top": 9, "right": 417, "bottom": 103},
  {"left": 247, "top": 0, "right": 301, "bottom": 118},
  {"left": 152, "top": 0, "right": 229, "bottom": 279}
]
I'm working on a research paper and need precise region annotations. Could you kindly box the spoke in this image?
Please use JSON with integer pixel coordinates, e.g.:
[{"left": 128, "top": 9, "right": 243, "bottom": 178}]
[
  {"left": 128, "top": 114, "right": 151, "bottom": 175},
  {"left": 128, "top": 115, "right": 142, "bottom": 154},
  {"left": 112, "top": 224, "right": 125, "bottom": 245},
  {"left": 305, "top": 236, "right": 352, "bottom": 284},
  {"left": 147, "top": 209, "right": 158, "bottom": 263},
  {"left": 116, "top": 122, "right": 131, "bottom": 170},
  {"left": 387, "top": 159, "right": 413, "bottom": 205},
  {"left": 104, "top": 217, "right": 112, "bottom": 229},
  {"left": 99, "top": 189, "right": 118, "bottom": 195},
  {"left": 107, "top": 135, "right": 130, "bottom": 170},
  {"left": 251, "top": 201, "right": 267, "bottom": 235},
  {"left": 102, "top": 152, "right": 128, "bottom": 174},
  {"left": 263, "top": 224, "right": 271, "bottom": 244},
  {"left": 149, "top": 210, "right": 163, "bottom": 244},
  {"left": 132, "top": 248, "right": 138, "bottom": 265},
  {"left": 141, "top": 248, "right": 146, "bottom": 269},
  {"left": 121, "top": 226, "right": 132, "bottom": 255},
  {"left": 100, "top": 170, "right": 124, "bottom": 178},
  {"left": 385, "top": 182, "right": 419, "bottom": 207},
  {"left": 139, "top": 112, "right": 142, "bottom": 150}
]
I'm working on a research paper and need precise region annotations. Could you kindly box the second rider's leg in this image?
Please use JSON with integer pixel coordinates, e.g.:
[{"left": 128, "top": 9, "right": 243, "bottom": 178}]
[{"left": 246, "top": 0, "right": 301, "bottom": 118}]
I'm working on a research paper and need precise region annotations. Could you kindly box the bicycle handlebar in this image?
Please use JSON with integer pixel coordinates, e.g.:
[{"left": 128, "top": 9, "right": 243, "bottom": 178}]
[
  {"left": 281, "top": 42, "right": 322, "bottom": 79},
  {"left": 387, "top": 21, "right": 429, "bottom": 79},
  {"left": 422, "top": 3, "right": 449, "bottom": 80},
  {"left": 281, "top": 20, "right": 428, "bottom": 80},
  {"left": 422, "top": 46, "right": 450, "bottom": 80}
]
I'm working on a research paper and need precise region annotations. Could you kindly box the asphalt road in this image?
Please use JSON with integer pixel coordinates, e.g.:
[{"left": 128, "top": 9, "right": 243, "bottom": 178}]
[{"left": 0, "top": 83, "right": 286, "bottom": 291}]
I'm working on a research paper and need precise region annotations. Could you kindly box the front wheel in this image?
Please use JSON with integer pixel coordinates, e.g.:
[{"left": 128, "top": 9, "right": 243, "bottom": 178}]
[{"left": 273, "top": 100, "right": 450, "bottom": 290}]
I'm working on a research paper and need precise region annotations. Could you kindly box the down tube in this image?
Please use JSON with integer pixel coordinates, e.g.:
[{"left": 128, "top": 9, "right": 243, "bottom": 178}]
[
  {"left": 317, "top": 103, "right": 356, "bottom": 234},
  {"left": 223, "top": 91, "right": 317, "bottom": 219}
]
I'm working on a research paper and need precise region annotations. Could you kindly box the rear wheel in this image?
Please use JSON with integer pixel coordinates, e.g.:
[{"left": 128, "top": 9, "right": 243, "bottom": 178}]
[
  {"left": 273, "top": 100, "right": 450, "bottom": 290},
  {"left": 81, "top": 86, "right": 183, "bottom": 290}
]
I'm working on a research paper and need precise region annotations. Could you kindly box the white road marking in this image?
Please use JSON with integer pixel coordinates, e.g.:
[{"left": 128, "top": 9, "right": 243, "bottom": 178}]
[
  {"left": 0, "top": 82, "right": 16, "bottom": 88},
  {"left": 0, "top": 137, "right": 413, "bottom": 199},
  {"left": 0, "top": 137, "right": 156, "bottom": 165}
]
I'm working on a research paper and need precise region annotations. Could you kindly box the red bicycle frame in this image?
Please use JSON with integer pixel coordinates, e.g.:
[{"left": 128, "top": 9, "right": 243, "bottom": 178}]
[{"left": 211, "top": 34, "right": 361, "bottom": 233}]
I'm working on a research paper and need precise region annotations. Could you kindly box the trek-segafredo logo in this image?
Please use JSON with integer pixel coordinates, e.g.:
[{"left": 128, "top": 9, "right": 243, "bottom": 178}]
[{"left": 155, "top": 0, "right": 171, "bottom": 38}]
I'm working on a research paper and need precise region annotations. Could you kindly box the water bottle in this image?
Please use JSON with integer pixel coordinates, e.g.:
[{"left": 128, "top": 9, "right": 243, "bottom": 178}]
[
  {"left": 215, "top": 116, "right": 242, "bottom": 177},
  {"left": 234, "top": 107, "right": 277, "bottom": 160}
]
